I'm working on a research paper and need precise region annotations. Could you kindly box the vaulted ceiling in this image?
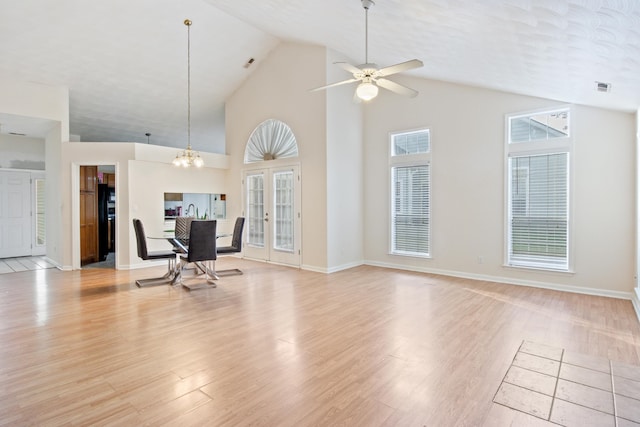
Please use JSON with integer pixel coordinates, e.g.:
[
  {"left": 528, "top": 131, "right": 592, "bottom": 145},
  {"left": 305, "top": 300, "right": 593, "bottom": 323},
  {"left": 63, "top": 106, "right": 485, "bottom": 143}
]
[{"left": 1, "top": 0, "right": 638, "bottom": 149}]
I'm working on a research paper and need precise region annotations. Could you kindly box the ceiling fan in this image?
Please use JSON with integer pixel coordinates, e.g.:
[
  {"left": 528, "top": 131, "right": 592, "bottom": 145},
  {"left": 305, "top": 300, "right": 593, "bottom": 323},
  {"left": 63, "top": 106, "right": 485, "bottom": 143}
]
[{"left": 311, "top": 0, "right": 424, "bottom": 101}]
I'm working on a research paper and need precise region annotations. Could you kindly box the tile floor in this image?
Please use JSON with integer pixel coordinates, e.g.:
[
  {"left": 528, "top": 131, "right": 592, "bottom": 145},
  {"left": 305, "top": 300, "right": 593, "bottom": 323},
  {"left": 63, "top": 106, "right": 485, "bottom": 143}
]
[
  {"left": 494, "top": 341, "right": 640, "bottom": 426},
  {"left": 0, "top": 256, "right": 55, "bottom": 274}
]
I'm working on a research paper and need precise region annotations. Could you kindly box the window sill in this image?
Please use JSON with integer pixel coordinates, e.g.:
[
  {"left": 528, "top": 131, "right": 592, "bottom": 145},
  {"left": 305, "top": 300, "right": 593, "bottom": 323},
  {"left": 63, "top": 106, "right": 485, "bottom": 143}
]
[
  {"left": 389, "top": 252, "right": 432, "bottom": 259},
  {"left": 503, "top": 263, "right": 574, "bottom": 275}
]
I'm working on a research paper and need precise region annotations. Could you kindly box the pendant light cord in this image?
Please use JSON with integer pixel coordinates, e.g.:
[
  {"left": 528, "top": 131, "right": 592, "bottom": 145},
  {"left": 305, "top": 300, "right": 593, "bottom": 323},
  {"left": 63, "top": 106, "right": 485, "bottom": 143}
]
[{"left": 185, "top": 19, "right": 192, "bottom": 151}]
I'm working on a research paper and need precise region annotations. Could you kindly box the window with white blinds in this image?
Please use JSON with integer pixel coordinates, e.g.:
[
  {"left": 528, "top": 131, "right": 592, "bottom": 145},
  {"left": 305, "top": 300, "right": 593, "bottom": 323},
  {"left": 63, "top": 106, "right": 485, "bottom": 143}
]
[
  {"left": 506, "top": 107, "right": 572, "bottom": 271},
  {"left": 390, "top": 129, "right": 430, "bottom": 257},
  {"left": 35, "top": 178, "right": 46, "bottom": 246}
]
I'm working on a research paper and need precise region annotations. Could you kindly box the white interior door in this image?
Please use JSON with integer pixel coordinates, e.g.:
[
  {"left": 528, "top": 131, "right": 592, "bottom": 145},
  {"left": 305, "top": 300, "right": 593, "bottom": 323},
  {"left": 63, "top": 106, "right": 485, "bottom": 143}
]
[
  {"left": 243, "top": 165, "right": 300, "bottom": 266},
  {"left": 0, "top": 171, "right": 32, "bottom": 258}
]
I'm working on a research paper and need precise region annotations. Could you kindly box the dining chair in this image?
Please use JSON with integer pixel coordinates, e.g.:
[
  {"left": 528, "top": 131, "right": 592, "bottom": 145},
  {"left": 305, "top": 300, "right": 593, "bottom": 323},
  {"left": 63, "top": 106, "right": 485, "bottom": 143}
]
[
  {"left": 216, "top": 217, "right": 245, "bottom": 276},
  {"left": 132, "top": 218, "right": 177, "bottom": 287},
  {"left": 175, "top": 216, "right": 194, "bottom": 240},
  {"left": 178, "top": 219, "right": 218, "bottom": 290}
]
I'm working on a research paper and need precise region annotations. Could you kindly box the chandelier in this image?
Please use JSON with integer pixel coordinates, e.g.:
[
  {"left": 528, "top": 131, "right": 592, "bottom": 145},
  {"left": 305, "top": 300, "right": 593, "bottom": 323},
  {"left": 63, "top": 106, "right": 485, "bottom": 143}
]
[{"left": 173, "top": 19, "right": 204, "bottom": 168}]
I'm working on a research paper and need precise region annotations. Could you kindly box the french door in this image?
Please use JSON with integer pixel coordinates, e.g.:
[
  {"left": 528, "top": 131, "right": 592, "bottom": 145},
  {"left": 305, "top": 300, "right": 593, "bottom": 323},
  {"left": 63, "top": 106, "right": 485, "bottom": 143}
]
[{"left": 243, "top": 165, "right": 300, "bottom": 266}]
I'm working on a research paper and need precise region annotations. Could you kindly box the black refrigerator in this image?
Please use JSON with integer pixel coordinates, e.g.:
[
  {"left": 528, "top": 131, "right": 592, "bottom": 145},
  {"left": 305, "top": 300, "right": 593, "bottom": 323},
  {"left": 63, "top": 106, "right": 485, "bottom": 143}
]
[{"left": 97, "top": 184, "right": 109, "bottom": 261}]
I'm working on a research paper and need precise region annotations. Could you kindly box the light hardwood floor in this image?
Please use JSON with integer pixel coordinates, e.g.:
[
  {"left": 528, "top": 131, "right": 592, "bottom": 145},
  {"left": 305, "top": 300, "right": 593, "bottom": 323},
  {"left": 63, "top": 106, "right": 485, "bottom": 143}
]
[{"left": 0, "top": 258, "right": 638, "bottom": 426}]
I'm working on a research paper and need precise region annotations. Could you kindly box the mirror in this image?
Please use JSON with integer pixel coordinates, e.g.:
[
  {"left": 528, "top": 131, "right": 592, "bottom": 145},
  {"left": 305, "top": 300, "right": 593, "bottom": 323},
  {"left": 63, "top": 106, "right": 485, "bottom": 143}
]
[{"left": 164, "top": 193, "right": 226, "bottom": 220}]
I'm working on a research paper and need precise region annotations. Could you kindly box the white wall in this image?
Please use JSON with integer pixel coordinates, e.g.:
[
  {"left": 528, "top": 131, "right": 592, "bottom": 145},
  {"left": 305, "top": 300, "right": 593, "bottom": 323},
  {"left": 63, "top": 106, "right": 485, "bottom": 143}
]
[
  {"left": 63, "top": 142, "right": 230, "bottom": 270},
  {"left": 364, "top": 75, "right": 636, "bottom": 296},
  {"left": 225, "top": 42, "right": 329, "bottom": 270},
  {"left": 635, "top": 109, "right": 640, "bottom": 320},
  {"left": 0, "top": 134, "right": 45, "bottom": 170},
  {"left": 127, "top": 158, "right": 229, "bottom": 269},
  {"left": 325, "top": 48, "right": 364, "bottom": 272},
  {"left": 63, "top": 142, "right": 134, "bottom": 269},
  {"left": 0, "top": 77, "right": 69, "bottom": 268}
]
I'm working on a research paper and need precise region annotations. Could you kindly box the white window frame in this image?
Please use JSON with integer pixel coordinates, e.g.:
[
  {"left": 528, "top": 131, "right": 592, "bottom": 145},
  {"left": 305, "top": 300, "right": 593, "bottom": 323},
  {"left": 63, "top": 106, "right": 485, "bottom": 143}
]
[
  {"left": 389, "top": 128, "right": 431, "bottom": 258},
  {"left": 505, "top": 106, "right": 573, "bottom": 272}
]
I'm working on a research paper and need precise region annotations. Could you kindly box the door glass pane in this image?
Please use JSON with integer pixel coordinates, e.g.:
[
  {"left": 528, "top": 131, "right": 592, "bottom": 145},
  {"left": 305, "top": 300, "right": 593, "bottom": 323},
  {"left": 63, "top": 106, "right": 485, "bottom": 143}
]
[
  {"left": 35, "top": 178, "right": 46, "bottom": 246},
  {"left": 246, "top": 174, "right": 264, "bottom": 247},
  {"left": 273, "top": 170, "right": 294, "bottom": 252}
]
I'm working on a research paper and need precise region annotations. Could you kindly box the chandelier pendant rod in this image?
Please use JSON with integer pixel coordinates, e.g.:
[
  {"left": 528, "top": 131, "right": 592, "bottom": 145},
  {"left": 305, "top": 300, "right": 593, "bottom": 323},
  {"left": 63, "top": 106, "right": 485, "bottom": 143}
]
[{"left": 186, "top": 19, "right": 192, "bottom": 151}]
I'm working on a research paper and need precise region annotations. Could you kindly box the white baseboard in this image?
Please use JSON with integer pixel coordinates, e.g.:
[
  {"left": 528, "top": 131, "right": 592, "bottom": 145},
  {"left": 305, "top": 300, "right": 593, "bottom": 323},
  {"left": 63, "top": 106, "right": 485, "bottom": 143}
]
[
  {"left": 44, "top": 256, "right": 72, "bottom": 271},
  {"left": 364, "top": 260, "right": 634, "bottom": 301},
  {"left": 300, "top": 264, "right": 328, "bottom": 273},
  {"left": 633, "top": 287, "right": 640, "bottom": 324},
  {"left": 121, "top": 260, "right": 169, "bottom": 271},
  {"left": 301, "top": 261, "right": 364, "bottom": 274}
]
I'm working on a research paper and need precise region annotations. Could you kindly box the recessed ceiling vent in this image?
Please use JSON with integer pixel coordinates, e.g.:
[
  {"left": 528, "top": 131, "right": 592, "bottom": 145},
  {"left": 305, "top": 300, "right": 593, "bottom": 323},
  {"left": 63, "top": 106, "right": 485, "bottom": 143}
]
[
  {"left": 9, "top": 132, "right": 26, "bottom": 136},
  {"left": 595, "top": 81, "right": 611, "bottom": 92},
  {"left": 243, "top": 58, "right": 255, "bottom": 69}
]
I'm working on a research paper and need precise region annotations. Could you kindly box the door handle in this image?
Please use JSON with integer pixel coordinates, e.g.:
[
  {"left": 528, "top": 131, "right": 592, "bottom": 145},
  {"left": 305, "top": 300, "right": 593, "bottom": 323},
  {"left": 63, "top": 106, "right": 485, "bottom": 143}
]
[{"left": 264, "top": 217, "right": 269, "bottom": 222}]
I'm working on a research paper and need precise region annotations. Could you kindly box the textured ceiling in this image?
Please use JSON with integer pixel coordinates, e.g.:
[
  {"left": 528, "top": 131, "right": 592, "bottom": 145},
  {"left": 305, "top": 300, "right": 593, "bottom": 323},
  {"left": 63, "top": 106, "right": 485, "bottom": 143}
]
[{"left": 0, "top": 0, "right": 638, "bottom": 150}]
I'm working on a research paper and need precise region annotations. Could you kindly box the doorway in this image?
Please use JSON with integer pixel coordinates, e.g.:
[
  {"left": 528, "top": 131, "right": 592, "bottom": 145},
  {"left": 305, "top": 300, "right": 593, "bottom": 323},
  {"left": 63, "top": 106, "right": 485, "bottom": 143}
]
[
  {"left": 242, "top": 165, "right": 301, "bottom": 266},
  {"left": 0, "top": 170, "right": 45, "bottom": 259},
  {"left": 79, "top": 165, "right": 116, "bottom": 268}
]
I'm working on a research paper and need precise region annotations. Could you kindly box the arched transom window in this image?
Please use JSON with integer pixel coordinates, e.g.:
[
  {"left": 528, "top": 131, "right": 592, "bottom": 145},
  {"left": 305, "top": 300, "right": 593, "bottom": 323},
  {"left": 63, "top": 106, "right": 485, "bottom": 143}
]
[{"left": 244, "top": 119, "right": 298, "bottom": 164}]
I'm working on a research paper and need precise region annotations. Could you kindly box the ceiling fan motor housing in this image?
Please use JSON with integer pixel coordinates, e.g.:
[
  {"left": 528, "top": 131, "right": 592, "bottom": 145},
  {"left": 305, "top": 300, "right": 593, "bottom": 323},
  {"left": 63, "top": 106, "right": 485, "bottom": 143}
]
[{"left": 361, "top": 0, "right": 375, "bottom": 10}]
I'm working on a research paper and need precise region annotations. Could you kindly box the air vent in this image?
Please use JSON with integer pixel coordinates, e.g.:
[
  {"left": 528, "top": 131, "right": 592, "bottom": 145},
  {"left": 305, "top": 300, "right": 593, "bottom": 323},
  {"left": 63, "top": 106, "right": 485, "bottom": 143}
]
[
  {"left": 595, "top": 81, "right": 611, "bottom": 92},
  {"left": 9, "top": 132, "right": 26, "bottom": 136},
  {"left": 243, "top": 58, "right": 255, "bottom": 69}
]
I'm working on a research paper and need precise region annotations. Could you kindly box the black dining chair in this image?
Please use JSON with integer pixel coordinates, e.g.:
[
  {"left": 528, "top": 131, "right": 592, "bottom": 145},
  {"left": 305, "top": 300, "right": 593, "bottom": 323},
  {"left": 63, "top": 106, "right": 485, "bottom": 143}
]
[
  {"left": 175, "top": 216, "right": 194, "bottom": 240},
  {"left": 179, "top": 219, "right": 218, "bottom": 290},
  {"left": 132, "top": 218, "right": 177, "bottom": 287},
  {"left": 216, "top": 217, "right": 245, "bottom": 276}
]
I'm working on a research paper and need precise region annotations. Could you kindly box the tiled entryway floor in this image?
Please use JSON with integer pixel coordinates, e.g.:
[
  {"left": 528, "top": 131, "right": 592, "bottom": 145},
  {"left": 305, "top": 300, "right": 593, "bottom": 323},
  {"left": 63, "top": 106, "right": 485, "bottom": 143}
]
[
  {"left": 494, "top": 341, "right": 640, "bottom": 426},
  {"left": 0, "top": 256, "right": 55, "bottom": 274}
]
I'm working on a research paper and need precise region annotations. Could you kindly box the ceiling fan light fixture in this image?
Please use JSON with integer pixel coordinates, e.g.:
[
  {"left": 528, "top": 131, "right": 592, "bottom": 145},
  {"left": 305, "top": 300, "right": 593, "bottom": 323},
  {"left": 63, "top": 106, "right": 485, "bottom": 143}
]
[{"left": 356, "top": 81, "right": 378, "bottom": 101}]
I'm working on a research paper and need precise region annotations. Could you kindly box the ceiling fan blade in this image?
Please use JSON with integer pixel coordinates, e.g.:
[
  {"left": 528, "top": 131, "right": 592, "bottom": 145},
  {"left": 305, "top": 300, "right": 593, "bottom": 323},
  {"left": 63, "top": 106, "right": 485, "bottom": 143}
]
[
  {"left": 376, "top": 78, "right": 419, "bottom": 98},
  {"left": 334, "top": 62, "right": 363, "bottom": 75},
  {"left": 377, "top": 59, "right": 424, "bottom": 77},
  {"left": 310, "top": 78, "right": 359, "bottom": 92}
]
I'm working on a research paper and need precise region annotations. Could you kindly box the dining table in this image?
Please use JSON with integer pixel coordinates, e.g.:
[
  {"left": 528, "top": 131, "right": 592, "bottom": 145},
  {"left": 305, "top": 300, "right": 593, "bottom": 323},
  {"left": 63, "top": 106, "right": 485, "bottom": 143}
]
[{"left": 149, "top": 232, "right": 231, "bottom": 285}]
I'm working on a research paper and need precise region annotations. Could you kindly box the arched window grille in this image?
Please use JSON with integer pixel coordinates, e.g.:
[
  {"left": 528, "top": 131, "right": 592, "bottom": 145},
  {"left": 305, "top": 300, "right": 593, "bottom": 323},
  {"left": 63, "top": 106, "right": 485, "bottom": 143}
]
[{"left": 244, "top": 119, "right": 298, "bottom": 163}]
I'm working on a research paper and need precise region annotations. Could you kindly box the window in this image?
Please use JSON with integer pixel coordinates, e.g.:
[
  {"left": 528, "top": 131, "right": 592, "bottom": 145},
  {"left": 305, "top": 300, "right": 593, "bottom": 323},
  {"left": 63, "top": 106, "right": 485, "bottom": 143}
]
[
  {"left": 390, "top": 129, "right": 430, "bottom": 257},
  {"left": 506, "top": 107, "right": 571, "bottom": 271},
  {"left": 244, "top": 119, "right": 298, "bottom": 163},
  {"left": 35, "top": 178, "right": 45, "bottom": 246}
]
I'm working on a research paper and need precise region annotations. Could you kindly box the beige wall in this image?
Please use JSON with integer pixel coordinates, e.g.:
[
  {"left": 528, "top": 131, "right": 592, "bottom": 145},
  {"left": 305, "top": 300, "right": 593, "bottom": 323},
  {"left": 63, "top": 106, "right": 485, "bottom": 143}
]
[
  {"left": 0, "top": 134, "right": 45, "bottom": 170},
  {"left": 126, "top": 158, "right": 229, "bottom": 269},
  {"left": 63, "top": 142, "right": 230, "bottom": 269},
  {"left": 225, "top": 42, "right": 329, "bottom": 270},
  {"left": 363, "top": 75, "right": 636, "bottom": 296},
  {"left": 635, "top": 110, "right": 640, "bottom": 318},
  {"left": 325, "top": 48, "right": 364, "bottom": 271},
  {"left": 0, "top": 77, "right": 69, "bottom": 267}
]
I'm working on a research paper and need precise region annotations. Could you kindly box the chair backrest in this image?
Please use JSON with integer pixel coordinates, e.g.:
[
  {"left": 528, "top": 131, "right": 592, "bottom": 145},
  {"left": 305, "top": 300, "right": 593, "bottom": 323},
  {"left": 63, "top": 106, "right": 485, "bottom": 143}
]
[
  {"left": 175, "top": 217, "right": 194, "bottom": 240},
  {"left": 132, "top": 218, "right": 148, "bottom": 259},
  {"left": 231, "top": 217, "right": 245, "bottom": 251},
  {"left": 187, "top": 220, "right": 217, "bottom": 263}
]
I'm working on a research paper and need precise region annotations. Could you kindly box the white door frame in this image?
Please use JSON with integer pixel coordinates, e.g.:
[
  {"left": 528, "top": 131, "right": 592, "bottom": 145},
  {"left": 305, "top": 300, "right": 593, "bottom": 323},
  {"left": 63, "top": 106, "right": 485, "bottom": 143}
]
[
  {"left": 242, "top": 163, "right": 301, "bottom": 267},
  {"left": 31, "top": 171, "right": 46, "bottom": 256},
  {"left": 71, "top": 162, "right": 119, "bottom": 270}
]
